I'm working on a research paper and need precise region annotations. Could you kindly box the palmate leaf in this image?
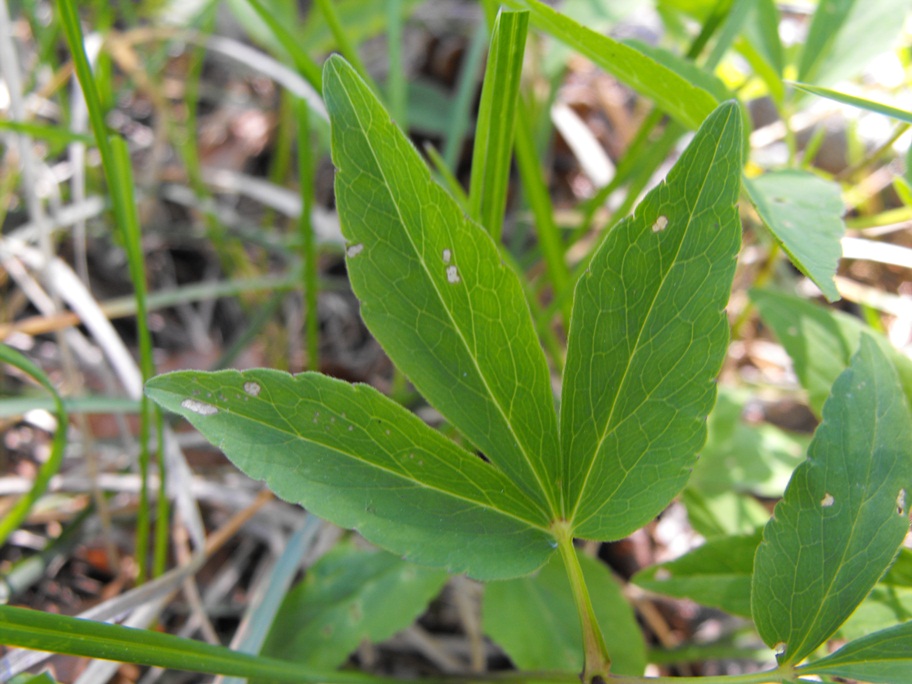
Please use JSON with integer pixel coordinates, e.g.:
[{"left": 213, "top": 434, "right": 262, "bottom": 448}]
[
  {"left": 145, "top": 370, "right": 554, "bottom": 579},
  {"left": 323, "top": 55, "right": 561, "bottom": 515},
  {"left": 561, "top": 102, "right": 743, "bottom": 539},
  {"left": 751, "top": 336, "right": 912, "bottom": 666}
]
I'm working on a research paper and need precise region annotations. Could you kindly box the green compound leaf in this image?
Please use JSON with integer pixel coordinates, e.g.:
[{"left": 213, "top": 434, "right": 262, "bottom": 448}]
[
  {"left": 751, "top": 288, "right": 912, "bottom": 416},
  {"left": 632, "top": 532, "right": 761, "bottom": 619},
  {"left": 483, "top": 550, "right": 646, "bottom": 676},
  {"left": 746, "top": 170, "right": 844, "bottom": 302},
  {"left": 323, "top": 55, "right": 561, "bottom": 516},
  {"left": 562, "top": 101, "right": 743, "bottom": 539},
  {"left": 145, "top": 370, "right": 555, "bottom": 580},
  {"left": 260, "top": 542, "right": 448, "bottom": 670},
  {"left": 751, "top": 336, "right": 912, "bottom": 666},
  {"left": 797, "top": 621, "right": 912, "bottom": 684}
]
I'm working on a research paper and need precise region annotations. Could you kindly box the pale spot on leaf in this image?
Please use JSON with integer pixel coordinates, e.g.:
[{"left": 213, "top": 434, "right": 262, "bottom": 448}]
[
  {"left": 346, "top": 243, "right": 364, "bottom": 258},
  {"left": 652, "top": 215, "right": 669, "bottom": 233},
  {"left": 243, "top": 381, "right": 261, "bottom": 397},
  {"left": 898, "top": 489, "right": 906, "bottom": 515},
  {"left": 446, "top": 265, "right": 460, "bottom": 283},
  {"left": 774, "top": 642, "right": 787, "bottom": 657},
  {"left": 821, "top": 493, "right": 835, "bottom": 507},
  {"left": 442, "top": 248, "right": 452, "bottom": 264},
  {"left": 181, "top": 399, "right": 218, "bottom": 416}
]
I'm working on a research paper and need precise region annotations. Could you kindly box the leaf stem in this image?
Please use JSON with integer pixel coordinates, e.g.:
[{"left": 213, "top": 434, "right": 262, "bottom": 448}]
[{"left": 553, "top": 522, "right": 612, "bottom": 683}]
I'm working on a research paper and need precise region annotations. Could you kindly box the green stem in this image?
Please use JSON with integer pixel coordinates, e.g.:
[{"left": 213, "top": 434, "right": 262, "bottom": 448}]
[{"left": 553, "top": 522, "right": 612, "bottom": 683}]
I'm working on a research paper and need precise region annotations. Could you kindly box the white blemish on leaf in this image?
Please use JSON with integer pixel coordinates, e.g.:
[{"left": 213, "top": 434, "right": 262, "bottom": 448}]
[
  {"left": 898, "top": 489, "right": 906, "bottom": 514},
  {"left": 821, "top": 493, "right": 835, "bottom": 507},
  {"left": 774, "top": 642, "right": 787, "bottom": 657},
  {"left": 655, "top": 568, "right": 671, "bottom": 581},
  {"left": 243, "top": 381, "right": 261, "bottom": 397},
  {"left": 446, "top": 265, "right": 460, "bottom": 283},
  {"left": 652, "top": 215, "right": 669, "bottom": 233},
  {"left": 442, "top": 248, "right": 452, "bottom": 264},
  {"left": 346, "top": 243, "right": 364, "bottom": 258},
  {"left": 181, "top": 399, "right": 218, "bottom": 416}
]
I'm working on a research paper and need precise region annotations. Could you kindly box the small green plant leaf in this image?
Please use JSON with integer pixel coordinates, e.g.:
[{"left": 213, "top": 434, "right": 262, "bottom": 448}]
[
  {"left": 751, "top": 288, "right": 912, "bottom": 415},
  {"left": 790, "top": 82, "right": 912, "bottom": 125},
  {"left": 561, "top": 101, "right": 743, "bottom": 539},
  {"left": 468, "top": 9, "right": 529, "bottom": 241},
  {"left": 751, "top": 336, "right": 912, "bottom": 666},
  {"left": 746, "top": 170, "right": 844, "bottom": 302},
  {"left": 632, "top": 532, "right": 761, "bottom": 618},
  {"left": 838, "top": 585, "right": 912, "bottom": 643},
  {"left": 260, "top": 542, "right": 448, "bottom": 670},
  {"left": 323, "top": 55, "right": 561, "bottom": 514},
  {"left": 689, "top": 388, "right": 808, "bottom": 499},
  {"left": 504, "top": 0, "right": 718, "bottom": 129},
  {"left": 144, "top": 370, "right": 555, "bottom": 579},
  {"left": 483, "top": 550, "right": 646, "bottom": 676},
  {"left": 681, "top": 488, "right": 770, "bottom": 538},
  {"left": 797, "top": 620, "right": 912, "bottom": 683}
]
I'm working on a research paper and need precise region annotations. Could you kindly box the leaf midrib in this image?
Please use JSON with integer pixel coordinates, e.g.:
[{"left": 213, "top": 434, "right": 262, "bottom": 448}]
[
  {"left": 333, "top": 66, "right": 558, "bottom": 518},
  {"left": 567, "top": 106, "right": 734, "bottom": 529}
]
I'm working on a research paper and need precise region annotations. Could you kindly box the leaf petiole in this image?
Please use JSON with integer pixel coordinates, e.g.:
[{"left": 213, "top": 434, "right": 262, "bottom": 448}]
[{"left": 552, "top": 522, "right": 612, "bottom": 683}]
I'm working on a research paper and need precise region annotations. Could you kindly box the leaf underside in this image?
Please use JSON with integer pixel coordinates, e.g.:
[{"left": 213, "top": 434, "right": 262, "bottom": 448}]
[
  {"left": 751, "top": 336, "right": 912, "bottom": 665},
  {"left": 324, "top": 54, "right": 561, "bottom": 516},
  {"left": 561, "top": 101, "right": 743, "bottom": 539},
  {"left": 798, "top": 620, "right": 912, "bottom": 683},
  {"left": 144, "top": 370, "right": 554, "bottom": 580},
  {"left": 146, "top": 59, "right": 747, "bottom": 579}
]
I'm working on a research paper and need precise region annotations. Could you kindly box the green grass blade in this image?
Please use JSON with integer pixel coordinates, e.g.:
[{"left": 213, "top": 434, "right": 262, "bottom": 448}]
[
  {"left": 385, "top": 0, "right": 407, "bottom": 128},
  {"left": 797, "top": 0, "right": 907, "bottom": 87},
  {"left": 55, "top": 0, "right": 166, "bottom": 582},
  {"left": 323, "top": 55, "right": 561, "bottom": 515},
  {"left": 562, "top": 102, "right": 743, "bottom": 538},
  {"left": 0, "top": 605, "right": 392, "bottom": 684},
  {"left": 109, "top": 135, "right": 163, "bottom": 581},
  {"left": 0, "top": 120, "right": 94, "bottom": 145},
  {"left": 243, "top": 0, "right": 323, "bottom": 90},
  {"left": 313, "top": 0, "right": 373, "bottom": 89},
  {"left": 295, "top": 97, "right": 320, "bottom": 371},
  {"left": 0, "top": 345, "right": 68, "bottom": 547},
  {"left": 752, "top": 336, "right": 912, "bottom": 666},
  {"left": 790, "top": 82, "right": 912, "bottom": 125},
  {"left": 145, "top": 369, "right": 555, "bottom": 579},
  {"left": 504, "top": 0, "right": 717, "bottom": 129},
  {"left": 467, "top": 9, "right": 529, "bottom": 241},
  {"left": 441, "top": 23, "right": 488, "bottom": 170}
]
